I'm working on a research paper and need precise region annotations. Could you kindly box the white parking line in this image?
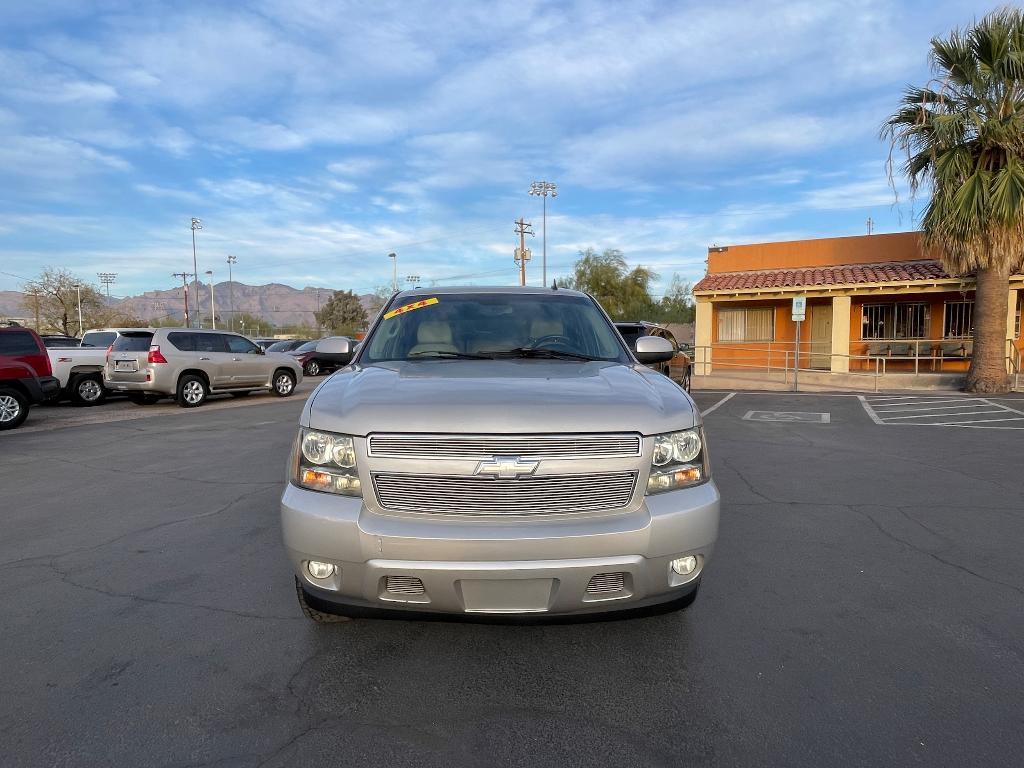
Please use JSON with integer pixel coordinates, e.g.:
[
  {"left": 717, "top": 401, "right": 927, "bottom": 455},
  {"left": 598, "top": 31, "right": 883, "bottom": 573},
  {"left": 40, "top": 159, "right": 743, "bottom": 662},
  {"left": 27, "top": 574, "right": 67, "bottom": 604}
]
[
  {"left": 701, "top": 392, "right": 735, "bottom": 416},
  {"left": 859, "top": 395, "right": 1024, "bottom": 429}
]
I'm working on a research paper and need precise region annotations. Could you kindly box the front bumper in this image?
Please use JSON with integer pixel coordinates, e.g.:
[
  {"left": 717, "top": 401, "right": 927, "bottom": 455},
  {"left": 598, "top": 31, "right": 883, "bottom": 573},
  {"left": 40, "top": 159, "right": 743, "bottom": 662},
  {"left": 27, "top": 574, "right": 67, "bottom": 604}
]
[{"left": 281, "top": 481, "right": 719, "bottom": 617}]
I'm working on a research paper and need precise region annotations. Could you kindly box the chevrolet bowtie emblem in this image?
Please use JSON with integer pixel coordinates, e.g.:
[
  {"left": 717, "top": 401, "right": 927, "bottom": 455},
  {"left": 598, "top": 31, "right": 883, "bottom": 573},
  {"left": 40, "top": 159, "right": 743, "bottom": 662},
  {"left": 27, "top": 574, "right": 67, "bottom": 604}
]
[{"left": 474, "top": 455, "right": 539, "bottom": 479}]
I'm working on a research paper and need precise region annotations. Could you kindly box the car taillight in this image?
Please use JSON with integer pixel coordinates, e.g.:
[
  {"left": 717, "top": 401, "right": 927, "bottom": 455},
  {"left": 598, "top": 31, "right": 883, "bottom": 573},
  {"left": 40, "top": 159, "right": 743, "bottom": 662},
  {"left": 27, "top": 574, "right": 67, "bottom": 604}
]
[
  {"left": 148, "top": 345, "right": 168, "bottom": 364},
  {"left": 105, "top": 344, "right": 113, "bottom": 363}
]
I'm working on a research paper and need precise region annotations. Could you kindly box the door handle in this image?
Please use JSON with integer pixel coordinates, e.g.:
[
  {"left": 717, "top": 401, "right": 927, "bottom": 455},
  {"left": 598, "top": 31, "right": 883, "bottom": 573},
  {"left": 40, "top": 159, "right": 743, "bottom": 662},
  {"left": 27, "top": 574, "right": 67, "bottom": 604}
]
[
  {"left": 199, "top": 357, "right": 211, "bottom": 361},
  {"left": 232, "top": 357, "right": 241, "bottom": 361}
]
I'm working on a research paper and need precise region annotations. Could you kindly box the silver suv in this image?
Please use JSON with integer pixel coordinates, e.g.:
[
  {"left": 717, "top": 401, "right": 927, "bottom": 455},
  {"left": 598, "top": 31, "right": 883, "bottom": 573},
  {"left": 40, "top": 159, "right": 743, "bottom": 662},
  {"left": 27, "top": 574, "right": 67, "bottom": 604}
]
[
  {"left": 105, "top": 328, "right": 303, "bottom": 407},
  {"left": 282, "top": 286, "right": 720, "bottom": 622}
]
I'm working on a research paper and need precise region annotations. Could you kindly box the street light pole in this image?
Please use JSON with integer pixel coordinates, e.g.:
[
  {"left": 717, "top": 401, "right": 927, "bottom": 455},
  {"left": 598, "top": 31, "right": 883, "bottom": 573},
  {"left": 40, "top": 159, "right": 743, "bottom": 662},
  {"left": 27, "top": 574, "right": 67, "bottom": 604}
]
[
  {"left": 388, "top": 252, "right": 397, "bottom": 292},
  {"left": 226, "top": 255, "right": 236, "bottom": 331},
  {"left": 190, "top": 217, "right": 202, "bottom": 328},
  {"left": 205, "top": 270, "right": 216, "bottom": 329},
  {"left": 529, "top": 181, "right": 557, "bottom": 286}
]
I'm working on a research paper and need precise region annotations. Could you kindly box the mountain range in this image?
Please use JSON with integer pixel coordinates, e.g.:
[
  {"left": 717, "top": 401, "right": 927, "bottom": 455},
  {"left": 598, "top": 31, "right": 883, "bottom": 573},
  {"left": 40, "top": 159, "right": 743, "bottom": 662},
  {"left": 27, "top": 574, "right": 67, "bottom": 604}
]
[{"left": 0, "top": 283, "right": 378, "bottom": 329}]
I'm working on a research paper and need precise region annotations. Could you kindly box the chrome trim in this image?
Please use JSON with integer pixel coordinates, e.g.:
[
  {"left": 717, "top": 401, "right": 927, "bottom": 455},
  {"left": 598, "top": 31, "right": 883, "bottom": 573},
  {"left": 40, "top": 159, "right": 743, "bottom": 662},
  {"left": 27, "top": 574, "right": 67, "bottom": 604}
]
[
  {"left": 367, "top": 433, "right": 642, "bottom": 459},
  {"left": 372, "top": 471, "right": 638, "bottom": 516}
]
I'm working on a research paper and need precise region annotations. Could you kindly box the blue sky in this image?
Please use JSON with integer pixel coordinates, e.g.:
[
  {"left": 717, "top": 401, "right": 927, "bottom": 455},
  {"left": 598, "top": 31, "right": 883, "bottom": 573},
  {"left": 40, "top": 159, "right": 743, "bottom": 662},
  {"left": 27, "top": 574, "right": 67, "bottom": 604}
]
[{"left": 0, "top": 0, "right": 998, "bottom": 298}]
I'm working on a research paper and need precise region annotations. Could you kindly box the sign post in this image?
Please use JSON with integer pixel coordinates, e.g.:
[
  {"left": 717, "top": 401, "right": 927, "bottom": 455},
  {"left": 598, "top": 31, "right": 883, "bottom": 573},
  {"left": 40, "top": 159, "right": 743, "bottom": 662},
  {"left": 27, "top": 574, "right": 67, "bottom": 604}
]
[{"left": 791, "top": 296, "right": 806, "bottom": 392}]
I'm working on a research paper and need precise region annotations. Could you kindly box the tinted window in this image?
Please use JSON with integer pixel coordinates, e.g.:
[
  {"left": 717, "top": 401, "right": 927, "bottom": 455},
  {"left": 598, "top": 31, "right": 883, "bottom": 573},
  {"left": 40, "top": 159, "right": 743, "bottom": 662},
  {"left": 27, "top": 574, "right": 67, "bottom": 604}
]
[
  {"left": 616, "top": 326, "right": 643, "bottom": 348},
  {"left": 112, "top": 332, "right": 153, "bottom": 352},
  {"left": 224, "top": 334, "right": 260, "bottom": 354},
  {"left": 362, "top": 293, "right": 628, "bottom": 363},
  {"left": 194, "top": 333, "right": 228, "bottom": 353},
  {"left": 167, "top": 332, "right": 195, "bottom": 351},
  {"left": 0, "top": 331, "right": 41, "bottom": 355},
  {"left": 294, "top": 340, "right": 319, "bottom": 353},
  {"left": 81, "top": 332, "right": 116, "bottom": 348},
  {"left": 42, "top": 336, "right": 80, "bottom": 348}
]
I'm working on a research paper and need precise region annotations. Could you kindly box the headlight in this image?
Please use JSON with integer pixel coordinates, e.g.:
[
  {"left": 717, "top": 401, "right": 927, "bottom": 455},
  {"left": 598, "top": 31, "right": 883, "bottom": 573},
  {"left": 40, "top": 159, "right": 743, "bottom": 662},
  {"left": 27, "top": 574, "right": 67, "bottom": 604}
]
[
  {"left": 292, "top": 428, "right": 361, "bottom": 496},
  {"left": 647, "top": 427, "right": 708, "bottom": 494}
]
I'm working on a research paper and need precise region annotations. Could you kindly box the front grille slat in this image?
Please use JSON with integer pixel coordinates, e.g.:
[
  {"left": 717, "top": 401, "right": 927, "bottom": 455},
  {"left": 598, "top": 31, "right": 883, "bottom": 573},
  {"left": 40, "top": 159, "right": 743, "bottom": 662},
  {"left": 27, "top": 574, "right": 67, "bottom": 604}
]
[
  {"left": 368, "top": 433, "right": 641, "bottom": 459},
  {"left": 373, "top": 472, "right": 637, "bottom": 515},
  {"left": 587, "top": 572, "right": 626, "bottom": 594}
]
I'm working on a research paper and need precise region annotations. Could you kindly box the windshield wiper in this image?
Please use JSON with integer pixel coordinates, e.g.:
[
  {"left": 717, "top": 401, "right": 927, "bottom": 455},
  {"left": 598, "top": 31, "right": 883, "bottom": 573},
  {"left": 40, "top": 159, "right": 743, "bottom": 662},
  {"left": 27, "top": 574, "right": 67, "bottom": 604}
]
[
  {"left": 487, "top": 347, "right": 597, "bottom": 361},
  {"left": 407, "top": 350, "right": 494, "bottom": 359}
]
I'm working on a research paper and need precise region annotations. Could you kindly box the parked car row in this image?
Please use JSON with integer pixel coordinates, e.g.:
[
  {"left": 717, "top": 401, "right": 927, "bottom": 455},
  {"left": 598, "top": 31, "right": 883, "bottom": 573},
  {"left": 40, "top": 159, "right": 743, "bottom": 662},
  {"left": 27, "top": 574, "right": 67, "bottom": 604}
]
[{"left": 0, "top": 326, "right": 361, "bottom": 429}]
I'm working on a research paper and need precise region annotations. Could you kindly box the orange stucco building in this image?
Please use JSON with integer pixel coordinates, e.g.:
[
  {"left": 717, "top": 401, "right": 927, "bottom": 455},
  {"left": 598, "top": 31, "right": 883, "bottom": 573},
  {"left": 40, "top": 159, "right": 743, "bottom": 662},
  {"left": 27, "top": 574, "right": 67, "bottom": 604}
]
[{"left": 692, "top": 232, "right": 1024, "bottom": 380}]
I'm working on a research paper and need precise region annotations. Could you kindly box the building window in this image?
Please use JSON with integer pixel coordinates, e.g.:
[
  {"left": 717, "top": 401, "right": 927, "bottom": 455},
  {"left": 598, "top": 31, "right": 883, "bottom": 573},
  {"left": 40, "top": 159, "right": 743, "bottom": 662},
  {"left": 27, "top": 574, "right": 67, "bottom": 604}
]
[
  {"left": 944, "top": 301, "right": 974, "bottom": 339},
  {"left": 862, "top": 303, "right": 928, "bottom": 339},
  {"left": 1015, "top": 294, "right": 1021, "bottom": 339},
  {"left": 717, "top": 307, "right": 774, "bottom": 342}
]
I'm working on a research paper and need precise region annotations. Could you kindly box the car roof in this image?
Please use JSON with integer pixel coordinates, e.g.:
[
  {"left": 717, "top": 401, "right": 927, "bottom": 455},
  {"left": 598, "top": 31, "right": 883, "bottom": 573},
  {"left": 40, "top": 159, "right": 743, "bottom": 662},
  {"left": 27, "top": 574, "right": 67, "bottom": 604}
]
[
  {"left": 614, "top": 321, "right": 663, "bottom": 330},
  {"left": 392, "top": 285, "right": 588, "bottom": 299},
  {"left": 83, "top": 327, "right": 156, "bottom": 333}
]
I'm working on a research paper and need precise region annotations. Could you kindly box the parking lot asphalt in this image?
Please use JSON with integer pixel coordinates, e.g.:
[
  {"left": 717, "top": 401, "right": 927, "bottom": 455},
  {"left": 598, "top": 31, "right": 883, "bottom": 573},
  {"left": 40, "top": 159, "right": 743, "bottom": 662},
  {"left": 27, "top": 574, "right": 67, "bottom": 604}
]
[{"left": 1, "top": 390, "right": 1022, "bottom": 767}]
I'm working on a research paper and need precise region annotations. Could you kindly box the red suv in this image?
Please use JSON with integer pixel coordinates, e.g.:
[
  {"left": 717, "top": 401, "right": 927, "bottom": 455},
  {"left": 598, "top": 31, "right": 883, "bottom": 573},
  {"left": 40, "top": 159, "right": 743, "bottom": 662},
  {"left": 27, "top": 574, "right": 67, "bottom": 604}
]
[{"left": 0, "top": 326, "right": 60, "bottom": 430}]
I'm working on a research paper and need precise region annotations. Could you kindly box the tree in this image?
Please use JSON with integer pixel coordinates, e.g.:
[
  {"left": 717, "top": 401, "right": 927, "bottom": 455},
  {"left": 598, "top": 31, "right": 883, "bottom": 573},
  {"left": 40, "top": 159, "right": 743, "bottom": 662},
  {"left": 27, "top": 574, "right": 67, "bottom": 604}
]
[
  {"left": 233, "top": 312, "right": 268, "bottom": 336},
  {"left": 21, "top": 268, "right": 104, "bottom": 335},
  {"left": 315, "top": 290, "right": 368, "bottom": 335},
  {"left": 883, "top": 8, "right": 1024, "bottom": 393},
  {"left": 559, "top": 248, "right": 659, "bottom": 320},
  {"left": 656, "top": 274, "right": 695, "bottom": 325}
]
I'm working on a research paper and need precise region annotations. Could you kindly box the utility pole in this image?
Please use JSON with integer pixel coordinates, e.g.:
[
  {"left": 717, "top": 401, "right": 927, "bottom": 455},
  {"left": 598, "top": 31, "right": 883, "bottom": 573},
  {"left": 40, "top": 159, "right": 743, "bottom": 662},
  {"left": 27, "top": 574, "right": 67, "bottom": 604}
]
[
  {"left": 72, "top": 283, "right": 83, "bottom": 336},
  {"left": 529, "top": 181, "right": 557, "bottom": 285},
  {"left": 226, "top": 255, "right": 236, "bottom": 331},
  {"left": 190, "top": 218, "right": 202, "bottom": 328},
  {"left": 866, "top": 217, "right": 875, "bottom": 235},
  {"left": 205, "top": 270, "right": 216, "bottom": 329},
  {"left": 97, "top": 272, "right": 117, "bottom": 299},
  {"left": 514, "top": 218, "right": 534, "bottom": 287},
  {"left": 173, "top": 272, "right": 193, "bottom": 327}
]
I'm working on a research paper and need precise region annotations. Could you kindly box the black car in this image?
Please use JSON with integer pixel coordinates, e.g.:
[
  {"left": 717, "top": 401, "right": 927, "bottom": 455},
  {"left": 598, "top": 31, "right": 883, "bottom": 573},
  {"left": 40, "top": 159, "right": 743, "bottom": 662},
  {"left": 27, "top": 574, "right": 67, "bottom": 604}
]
[
  {"left": 265, "top": 338, "right": 312, "bottom": 353},
  {"left": 615, "top": 321, "right": 692, "bottom": 391},
  {"left": 293, "top": 336, "right": 356, "bottom": 376}
]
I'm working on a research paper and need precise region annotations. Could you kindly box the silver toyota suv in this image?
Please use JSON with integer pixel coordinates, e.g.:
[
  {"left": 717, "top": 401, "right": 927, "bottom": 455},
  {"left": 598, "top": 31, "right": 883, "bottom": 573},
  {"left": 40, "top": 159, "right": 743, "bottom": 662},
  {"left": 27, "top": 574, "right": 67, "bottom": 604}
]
[
  {"left": 282, "top": 286, "right": 719, "bottom": 621},
  {"left": 105, "top": 328, "right": 303, "bottom": 407}
]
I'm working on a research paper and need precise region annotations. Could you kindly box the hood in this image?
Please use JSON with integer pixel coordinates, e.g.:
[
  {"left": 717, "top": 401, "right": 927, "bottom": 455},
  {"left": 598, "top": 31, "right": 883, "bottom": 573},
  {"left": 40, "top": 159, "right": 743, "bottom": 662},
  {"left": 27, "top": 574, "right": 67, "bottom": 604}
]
[{"left": 304, "top": 360, "right": 696, "bottom": 436}]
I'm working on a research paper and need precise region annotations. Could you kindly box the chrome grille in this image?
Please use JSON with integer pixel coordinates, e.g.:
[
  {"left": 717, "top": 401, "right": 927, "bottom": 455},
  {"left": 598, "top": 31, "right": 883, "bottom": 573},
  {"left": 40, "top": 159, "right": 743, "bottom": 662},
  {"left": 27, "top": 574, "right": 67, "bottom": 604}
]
[
  {"left": 367, "top": 433, "right": 641, "bottom": 459},
  {"left": 372, "top": 472, "right": 637, "bottom": 515},
  {"left": 385, "top": 575, "right": 425, "bottom": 595},
  {"left": 587, "top": 572, "right": 626, "bottom": 594}
]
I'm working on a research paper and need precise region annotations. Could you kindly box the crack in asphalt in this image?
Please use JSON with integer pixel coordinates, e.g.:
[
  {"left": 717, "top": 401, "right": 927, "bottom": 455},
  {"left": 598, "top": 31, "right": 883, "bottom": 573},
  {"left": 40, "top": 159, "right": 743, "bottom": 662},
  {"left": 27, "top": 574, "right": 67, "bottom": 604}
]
[
  {"left": 848, "top": 504, "right": 1024, "bottom": 598},
  {"left": 0, "top": 485, "right": 277, "bottom": 570}
]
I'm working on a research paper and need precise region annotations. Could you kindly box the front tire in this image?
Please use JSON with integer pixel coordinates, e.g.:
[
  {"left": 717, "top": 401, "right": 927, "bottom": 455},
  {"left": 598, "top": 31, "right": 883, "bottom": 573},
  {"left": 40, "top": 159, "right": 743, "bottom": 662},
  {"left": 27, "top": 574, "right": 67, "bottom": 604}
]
[
  {"left": 70, "top": 374, "right": 106, "bottom": 406},
  {"left": 176, "top": 374, "right": 208, "bottom": 408},
  {"left": 303, "top": 360, "right": 321, "bottom": 377},
  {"left": 0, "top": 387, "right": 28, "bottom": 430},
  {"left": 273, "top": 369, "right": 297, "bottom": 397},
  {"left": 295, "top": 577, "right": 350, "bottom": 624}
]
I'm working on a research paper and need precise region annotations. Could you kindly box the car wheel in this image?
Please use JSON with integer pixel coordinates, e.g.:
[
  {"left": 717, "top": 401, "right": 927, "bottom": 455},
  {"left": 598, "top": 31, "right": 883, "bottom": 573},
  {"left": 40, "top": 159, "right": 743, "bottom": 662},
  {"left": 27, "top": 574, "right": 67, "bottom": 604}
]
[
  {"left": 176, "top": 374, "right": 208, "bottom": 408},
  {"left": 70, "top": 374, "right": 106, "bottom": 406},
  {"left": 0, "top": 387, "right": 28, "bottom": 430},
  {"left": 295, "top": 577, "right": 350, "bottom": 624},
  {"left": 304, "top": 360, "right": 321, "bottom": 376},
  {"left": 128, "top": 393, "right": 161, "bottom": 405},
  {"left": 273, "top": 370, "right": 297, "bottom": 397}
]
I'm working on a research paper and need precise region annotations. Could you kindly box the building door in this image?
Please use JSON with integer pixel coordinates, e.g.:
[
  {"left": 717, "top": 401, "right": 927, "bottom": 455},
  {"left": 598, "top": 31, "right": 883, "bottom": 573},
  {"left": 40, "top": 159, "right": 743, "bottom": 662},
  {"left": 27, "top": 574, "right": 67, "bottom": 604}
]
[{"left": 809, "top": 305, "right": 832, "bottom": 369}]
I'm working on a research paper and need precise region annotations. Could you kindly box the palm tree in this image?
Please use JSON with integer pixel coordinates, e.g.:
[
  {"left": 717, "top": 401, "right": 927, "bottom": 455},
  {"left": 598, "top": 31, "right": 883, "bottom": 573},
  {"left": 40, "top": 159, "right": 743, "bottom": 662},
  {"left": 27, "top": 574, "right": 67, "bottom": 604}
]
[{"left": 883, "top": 8, "right": 1024, "bottom": 393}]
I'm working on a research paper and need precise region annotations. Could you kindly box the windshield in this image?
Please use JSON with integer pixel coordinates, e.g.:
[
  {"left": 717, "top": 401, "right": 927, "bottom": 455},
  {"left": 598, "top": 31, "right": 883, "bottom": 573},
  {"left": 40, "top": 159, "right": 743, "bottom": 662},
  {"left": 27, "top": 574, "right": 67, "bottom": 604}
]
[
  {"left": 294, "top": 340, "right": 320, "bottom": 353},
  {"left": 360, "top": 292, "right": 628, "bottom": 363},
  {"left": 111, "top": 332, "right": 153, "bottom": 352},
  {"left": 81, "top": 332, "right": 116, "bottom": 348},
  {"left": 267, "top": 340, "right": 299, "bottom": 352}
]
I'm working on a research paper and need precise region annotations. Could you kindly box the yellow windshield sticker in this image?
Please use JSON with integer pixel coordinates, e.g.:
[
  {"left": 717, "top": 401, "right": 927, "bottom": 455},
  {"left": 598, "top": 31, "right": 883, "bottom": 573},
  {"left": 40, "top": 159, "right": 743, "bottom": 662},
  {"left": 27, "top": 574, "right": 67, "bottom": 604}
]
[{"left": 383, "top": 297, "right": 439, "bottom": 320}]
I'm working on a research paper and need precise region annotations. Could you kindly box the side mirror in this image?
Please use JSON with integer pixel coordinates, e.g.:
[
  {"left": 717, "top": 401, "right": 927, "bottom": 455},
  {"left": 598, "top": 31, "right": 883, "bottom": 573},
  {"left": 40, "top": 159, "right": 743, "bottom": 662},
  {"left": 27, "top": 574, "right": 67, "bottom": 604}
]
[
  {"left": 634, "top": 335, "right": 674, "bottom": 364},
  {"left": 316, "top": 337, "right": 352, "bottom": 355}
]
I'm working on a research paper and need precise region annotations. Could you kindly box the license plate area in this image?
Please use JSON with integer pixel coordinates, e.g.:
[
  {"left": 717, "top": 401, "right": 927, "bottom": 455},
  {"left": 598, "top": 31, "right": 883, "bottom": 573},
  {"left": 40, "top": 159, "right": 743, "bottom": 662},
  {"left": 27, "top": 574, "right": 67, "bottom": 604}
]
[
  {"left": 456, "top": 578, "right": 555, "bottom": 613},
  {"left": 114, "top": 360, "right": 138, "bottom": 372}
]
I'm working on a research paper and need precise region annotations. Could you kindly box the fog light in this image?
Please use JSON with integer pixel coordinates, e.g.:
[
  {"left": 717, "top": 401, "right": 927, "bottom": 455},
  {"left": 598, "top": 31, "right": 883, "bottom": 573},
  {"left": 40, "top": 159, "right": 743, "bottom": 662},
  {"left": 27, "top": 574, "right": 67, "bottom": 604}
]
[
  {"left": 307, "top": 560, "right": 336, "bottom": 579},
  {"left": 670, "top": 556, "right": 697, "bottom": 576}
]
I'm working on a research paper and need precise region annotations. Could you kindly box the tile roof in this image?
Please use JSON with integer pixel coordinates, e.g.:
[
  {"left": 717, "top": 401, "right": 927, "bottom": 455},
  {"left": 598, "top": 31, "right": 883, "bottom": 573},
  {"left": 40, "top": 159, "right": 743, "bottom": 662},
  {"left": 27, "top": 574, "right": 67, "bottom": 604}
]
[{"left": 693, "top": 260, "right": 957, "bottom": 292}]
